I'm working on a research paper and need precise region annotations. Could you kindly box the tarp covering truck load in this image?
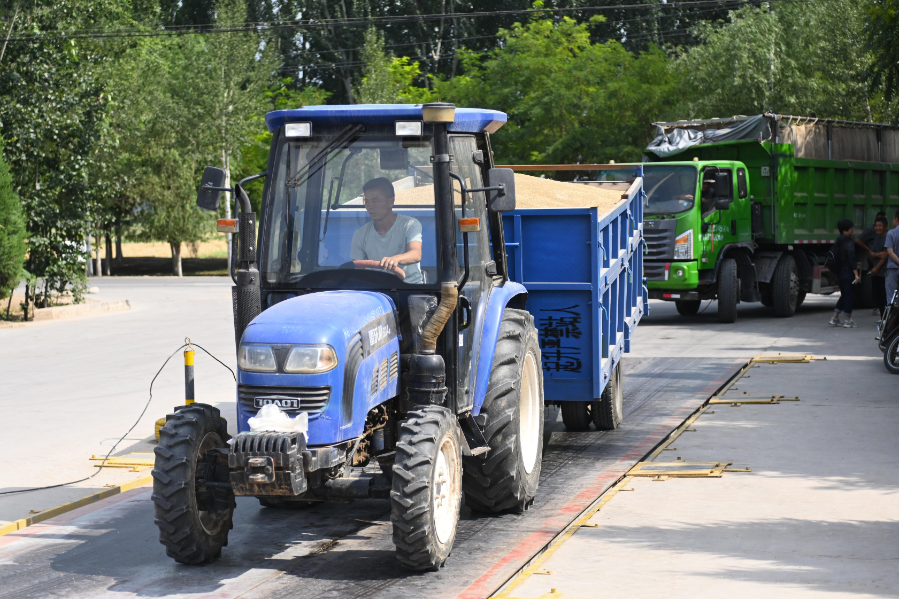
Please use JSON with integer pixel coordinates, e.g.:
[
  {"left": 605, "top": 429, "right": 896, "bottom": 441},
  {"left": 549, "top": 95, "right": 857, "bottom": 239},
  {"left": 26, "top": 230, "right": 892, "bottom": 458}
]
[
  {"left": 152, "top": 104, "right": 645, "bottom": 570},
  {"left": 607, "top": 113, "right": 898, "bottom": 322}
]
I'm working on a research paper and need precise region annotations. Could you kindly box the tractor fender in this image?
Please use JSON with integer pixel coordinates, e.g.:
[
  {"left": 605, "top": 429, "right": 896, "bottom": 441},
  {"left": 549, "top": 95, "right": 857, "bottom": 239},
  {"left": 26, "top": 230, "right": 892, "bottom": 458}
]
[{"left": 471, "top": 281, "right": 528, "bottom": 416}]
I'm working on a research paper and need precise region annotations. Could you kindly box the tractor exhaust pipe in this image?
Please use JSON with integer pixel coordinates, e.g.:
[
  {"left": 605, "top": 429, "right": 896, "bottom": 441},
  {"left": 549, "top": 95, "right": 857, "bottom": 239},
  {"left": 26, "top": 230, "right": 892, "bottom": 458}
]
[{"left": 407, "top": 104, "right": 459, "bottom": 408}]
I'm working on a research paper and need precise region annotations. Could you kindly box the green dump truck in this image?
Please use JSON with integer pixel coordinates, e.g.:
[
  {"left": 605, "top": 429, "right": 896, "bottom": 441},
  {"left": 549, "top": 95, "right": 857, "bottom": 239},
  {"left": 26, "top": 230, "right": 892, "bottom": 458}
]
[{"left": 611, "top": 114, "right": 899, "bottom": 322}]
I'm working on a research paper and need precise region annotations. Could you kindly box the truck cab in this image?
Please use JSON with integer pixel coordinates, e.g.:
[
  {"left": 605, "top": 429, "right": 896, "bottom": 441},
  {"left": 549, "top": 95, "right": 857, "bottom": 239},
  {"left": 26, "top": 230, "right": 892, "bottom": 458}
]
[{"left": 607, "top": 160, "right": 755, "bottom": 321}]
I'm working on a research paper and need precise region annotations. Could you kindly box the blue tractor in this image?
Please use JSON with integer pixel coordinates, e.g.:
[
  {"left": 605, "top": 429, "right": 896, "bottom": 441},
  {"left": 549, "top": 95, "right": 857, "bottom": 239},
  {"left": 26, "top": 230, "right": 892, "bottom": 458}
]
[{"left": 153, "top": 104, "right": 545, "bottom": 570}]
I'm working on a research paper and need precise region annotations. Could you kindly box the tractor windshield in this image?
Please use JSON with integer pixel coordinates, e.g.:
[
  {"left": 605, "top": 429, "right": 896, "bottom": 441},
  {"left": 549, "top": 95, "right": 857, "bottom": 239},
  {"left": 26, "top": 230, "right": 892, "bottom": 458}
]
[{"left": 261, "top": 125, "right": 441, "bottom": 287}]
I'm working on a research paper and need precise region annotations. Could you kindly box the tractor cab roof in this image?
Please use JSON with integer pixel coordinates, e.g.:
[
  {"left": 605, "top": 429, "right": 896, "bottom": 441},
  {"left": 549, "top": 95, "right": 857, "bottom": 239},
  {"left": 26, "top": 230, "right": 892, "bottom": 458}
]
[{"left": 265, "top": 104, "right": 507, "bottom": 135}]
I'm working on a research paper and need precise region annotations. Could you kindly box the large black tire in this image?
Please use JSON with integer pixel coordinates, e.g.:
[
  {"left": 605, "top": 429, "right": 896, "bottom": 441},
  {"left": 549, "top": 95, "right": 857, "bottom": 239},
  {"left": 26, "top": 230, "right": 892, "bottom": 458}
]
[
  {"left": 560, "top": 401, "right": 591, "bottom": 431},
  {"left": 772, "top": 255, "right": 799, "bottom": 317},
  {"left": 884, "top": 335, "right": 899, "bottom": 375},
  {"left": 391, "top": 405, "right": 462, "bottom": 571},
  {"left": 592, "top": 363, "right": 624, "bottom": 430},
  {"left": 152, "top": 404, "right": 234, "bottom": 565},
  {"left": 675, "top": 300, "right": 701, "bottom": 316},
  {"left": 463, "top": 309, "right": 544, "bottom": 514},
  {"left": 717, "top": 257, "right": 739, "bottom": 323},
  {"left": 759, "top": 283, "right": 774, "bottom": 307}
]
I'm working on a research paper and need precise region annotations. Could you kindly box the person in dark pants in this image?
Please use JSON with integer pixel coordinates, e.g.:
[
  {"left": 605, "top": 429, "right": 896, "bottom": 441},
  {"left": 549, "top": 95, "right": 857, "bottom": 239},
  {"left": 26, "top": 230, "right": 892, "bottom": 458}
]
[
  {"left": 829, "top": 219, "right": 861, "bottom": 328},
  {"left": 861, "top": 217, "right": 889, "bottom": 317}
]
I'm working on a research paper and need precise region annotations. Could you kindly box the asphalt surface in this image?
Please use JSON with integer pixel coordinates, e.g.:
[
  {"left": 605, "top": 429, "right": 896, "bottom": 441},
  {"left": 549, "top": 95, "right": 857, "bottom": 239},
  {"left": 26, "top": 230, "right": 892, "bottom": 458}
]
[{"left": 2, "top": 277, "right": 884, "bottom": 598}]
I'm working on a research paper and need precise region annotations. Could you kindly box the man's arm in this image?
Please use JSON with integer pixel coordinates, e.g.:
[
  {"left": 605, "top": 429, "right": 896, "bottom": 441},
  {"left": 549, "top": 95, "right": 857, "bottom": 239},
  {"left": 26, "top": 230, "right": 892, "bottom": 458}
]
[
  {"left": 379, "top": 241, "right": 422, "bottom": 270},
  {"left": 889, "top": 247, "right": 899, "bottom": 266},
  {"left": 872, "top": 254, "right": 887, "bottom": 274}
]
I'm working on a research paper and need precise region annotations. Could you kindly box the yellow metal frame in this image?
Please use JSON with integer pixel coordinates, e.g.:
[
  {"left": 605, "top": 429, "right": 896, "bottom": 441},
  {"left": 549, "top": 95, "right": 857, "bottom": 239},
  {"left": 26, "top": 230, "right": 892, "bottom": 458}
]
[{"left": 89, "top": 452, "right": 155, "bottom": 472}]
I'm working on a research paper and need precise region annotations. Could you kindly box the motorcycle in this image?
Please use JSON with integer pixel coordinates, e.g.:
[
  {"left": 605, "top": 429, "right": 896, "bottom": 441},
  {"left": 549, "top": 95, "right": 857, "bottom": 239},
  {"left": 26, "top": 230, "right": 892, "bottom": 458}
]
[{"left": 877, "top": 291, "right": 898, "bottom": 374}]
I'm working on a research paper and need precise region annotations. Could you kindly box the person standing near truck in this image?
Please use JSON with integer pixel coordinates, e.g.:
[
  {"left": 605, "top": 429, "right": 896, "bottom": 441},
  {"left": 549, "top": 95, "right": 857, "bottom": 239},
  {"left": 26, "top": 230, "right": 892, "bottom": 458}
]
[
  {"left": 885, "top": 212, "right": 900, "bottom": 304},
  {"left": 860, "top": 217, "right": 889, "bottom": 316},
  {"left": 829, "top": 219, "right": 861, "bottom": 328}
]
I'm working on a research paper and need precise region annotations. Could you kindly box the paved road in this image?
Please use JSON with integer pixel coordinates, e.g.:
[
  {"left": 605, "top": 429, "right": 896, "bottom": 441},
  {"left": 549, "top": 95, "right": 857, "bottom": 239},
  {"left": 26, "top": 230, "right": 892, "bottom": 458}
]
[{"left": 2, "top": 278, "right": 876, "bottom": 598}]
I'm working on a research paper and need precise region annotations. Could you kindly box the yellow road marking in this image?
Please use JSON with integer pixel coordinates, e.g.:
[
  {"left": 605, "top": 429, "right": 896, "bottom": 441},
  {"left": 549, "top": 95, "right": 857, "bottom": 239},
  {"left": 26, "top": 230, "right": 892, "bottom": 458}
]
[{"left": 0, "top": 475, "right": 152, "bottom": 539}]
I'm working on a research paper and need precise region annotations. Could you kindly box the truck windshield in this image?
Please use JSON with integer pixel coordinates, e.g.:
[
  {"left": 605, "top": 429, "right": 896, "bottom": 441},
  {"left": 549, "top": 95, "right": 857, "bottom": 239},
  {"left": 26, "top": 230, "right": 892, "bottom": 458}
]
[
  {"left": 261, "top": 127, "right": 439, "bottom": 287},
  {"left": 642, "top": 166, "right": 698, "bottom": 215}
]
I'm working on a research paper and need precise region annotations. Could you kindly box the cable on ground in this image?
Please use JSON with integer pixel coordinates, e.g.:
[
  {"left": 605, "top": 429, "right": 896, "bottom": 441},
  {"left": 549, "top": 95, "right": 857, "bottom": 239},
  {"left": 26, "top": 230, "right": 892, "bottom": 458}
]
[{"left": 0, "top": 342, "right": 234, "bottom": 497}]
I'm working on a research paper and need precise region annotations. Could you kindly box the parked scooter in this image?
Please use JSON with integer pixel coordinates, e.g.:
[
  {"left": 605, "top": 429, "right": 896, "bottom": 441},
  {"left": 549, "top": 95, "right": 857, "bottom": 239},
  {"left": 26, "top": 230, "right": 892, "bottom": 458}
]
[{"left": 877, "top": 291, "right": 898, "bottom": 374}]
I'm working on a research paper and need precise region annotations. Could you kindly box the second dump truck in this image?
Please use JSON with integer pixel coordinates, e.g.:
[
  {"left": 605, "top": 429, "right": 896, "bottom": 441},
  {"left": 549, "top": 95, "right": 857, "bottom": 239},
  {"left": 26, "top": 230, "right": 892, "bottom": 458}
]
[{"left": 606, "top": 114, "right": 899, "bottom": 322}]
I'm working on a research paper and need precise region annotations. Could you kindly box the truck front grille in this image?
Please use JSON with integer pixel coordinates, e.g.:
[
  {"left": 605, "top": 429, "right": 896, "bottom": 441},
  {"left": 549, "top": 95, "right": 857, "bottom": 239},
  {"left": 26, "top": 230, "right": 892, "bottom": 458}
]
[
  {"left": 643, "top": 263, "right": 667, "bottom": 282},
  {"left": 642, "top": 219, "right": 677, "bottom": 261},
  {"left": 238, "top": 385, "right": 331, "bottom": 414}
]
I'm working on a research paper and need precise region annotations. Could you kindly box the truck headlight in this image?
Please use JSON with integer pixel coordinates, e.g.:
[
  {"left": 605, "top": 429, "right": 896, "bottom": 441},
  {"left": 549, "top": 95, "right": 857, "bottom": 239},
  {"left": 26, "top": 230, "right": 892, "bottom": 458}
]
[
  {"left": 284, "top": 345, "right": 337, "bottom": 373},
  {"left": 674, "top": 230, "right": 693, "bottom": 260},
  {"left": 238, "top": 344, "right": 277, "bottom": 372}
]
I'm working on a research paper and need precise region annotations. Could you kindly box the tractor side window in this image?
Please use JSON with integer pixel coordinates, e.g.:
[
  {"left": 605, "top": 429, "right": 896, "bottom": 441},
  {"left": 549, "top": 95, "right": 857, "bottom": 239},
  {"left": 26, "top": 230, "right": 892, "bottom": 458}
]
[
  {"left": 737, "top": 168, "right": 748, "bottom": 199},
  {"left": 449, "top": 135, "right": 491, "bottom": 269}
]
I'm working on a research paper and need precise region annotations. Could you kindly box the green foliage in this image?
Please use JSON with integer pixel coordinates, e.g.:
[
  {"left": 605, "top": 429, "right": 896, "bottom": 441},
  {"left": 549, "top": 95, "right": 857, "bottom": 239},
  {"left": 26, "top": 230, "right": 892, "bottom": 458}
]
[
  {"left": 864, "top": 0, "right": 899, "bottom": 106},
  {"left": 0, "top": 143, "right": 26, "bottom": 300},
  {"left": 433, "top": 17, "right": 678, "bottom": 166},
  {"left": 354, "top": 26, "right": 434, "bottom": 104},
  {"left": 673, "top": 1, "right": 895, "bottom": 123}
]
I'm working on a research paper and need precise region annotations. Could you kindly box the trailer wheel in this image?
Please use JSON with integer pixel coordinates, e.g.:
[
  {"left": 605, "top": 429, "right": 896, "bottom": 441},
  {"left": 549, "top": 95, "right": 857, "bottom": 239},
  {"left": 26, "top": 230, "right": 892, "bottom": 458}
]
[
  {"left": 592, "top": 362, "right": 624, "bottom": 430},
  {"left": 152, "top": 404, "right": 234, "bottom": 565},
  {"left": 772, "top": 255, "right": 799, "bottom": 317},
  {"left": 463, "top": 309, "right": 544, "bottom": 514},
  {"left": 675, "top": 300, "right": 701, "bottom": 316},
  {"left": 560, "top": 401, "right": 592, "bottom": 431},
  {"left": 391, "top": 405, "right": 462, "bottom": 571},
  {"left": 884, "top": 335, "right": 899, "bottom": 374},
  {"left": 717, "top": 257, "right": 739, "bottom": 323}
]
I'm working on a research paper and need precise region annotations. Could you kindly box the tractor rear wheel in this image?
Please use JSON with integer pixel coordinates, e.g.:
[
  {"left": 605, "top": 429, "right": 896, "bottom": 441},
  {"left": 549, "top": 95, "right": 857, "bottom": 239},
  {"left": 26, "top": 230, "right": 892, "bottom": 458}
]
[
  {"left": 463, "top": 309, "right": 544, "bottom": 513},
  {"left": 592, "top": 363, "right": 624, "bottom": 430},
  {"left": 152, "top": 404, "right": 234, "bottom": 565},
  {"left": 391, "top": 405, "right": 462, "bottom": 571}
]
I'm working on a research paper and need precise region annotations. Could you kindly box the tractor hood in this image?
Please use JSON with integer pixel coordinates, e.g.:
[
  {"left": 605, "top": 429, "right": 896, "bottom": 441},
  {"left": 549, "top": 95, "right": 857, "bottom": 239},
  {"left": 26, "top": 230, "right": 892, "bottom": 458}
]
[
  {"left": 237, "top": 290, "right": 401, "bottom": 445},
  {"left": 241, "top": 290, "right": 397, "bottom": 350}
]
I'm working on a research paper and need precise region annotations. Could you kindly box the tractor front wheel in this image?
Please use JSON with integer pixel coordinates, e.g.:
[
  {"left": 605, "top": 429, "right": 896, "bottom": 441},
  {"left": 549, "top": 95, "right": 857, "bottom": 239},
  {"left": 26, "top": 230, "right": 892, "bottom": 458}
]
[
  {"left": 152, "top": 404, "right": 234, "bottom": 565},
  {"left": 391, "top": 405, "right": 462, "bottom": 571}
]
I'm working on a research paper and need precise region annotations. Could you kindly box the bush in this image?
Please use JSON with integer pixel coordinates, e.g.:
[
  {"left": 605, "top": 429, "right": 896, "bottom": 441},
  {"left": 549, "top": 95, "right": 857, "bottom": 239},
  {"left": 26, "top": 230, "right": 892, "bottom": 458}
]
[{"left": 0, "top": 146, "right": 26, "bottom": 300}]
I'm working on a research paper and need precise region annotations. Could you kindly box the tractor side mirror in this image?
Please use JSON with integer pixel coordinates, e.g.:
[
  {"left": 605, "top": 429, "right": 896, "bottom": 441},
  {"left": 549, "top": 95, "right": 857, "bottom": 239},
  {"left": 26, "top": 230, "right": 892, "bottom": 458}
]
[
  {"left": 487, "top": 168, "right": 516, "bottom": 212},
  {"left": 197, "top": 166, "right": 229, "bottom": 211}
]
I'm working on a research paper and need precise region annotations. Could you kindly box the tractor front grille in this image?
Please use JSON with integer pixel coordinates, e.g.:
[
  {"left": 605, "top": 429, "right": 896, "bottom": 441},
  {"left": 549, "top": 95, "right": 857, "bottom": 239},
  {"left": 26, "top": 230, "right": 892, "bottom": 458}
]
[
  {"left": 238, "top": 385, "right": 331, "bottom": 414},
  {"left": 643, "top": 262, "right": 667, "bottom": 282}
]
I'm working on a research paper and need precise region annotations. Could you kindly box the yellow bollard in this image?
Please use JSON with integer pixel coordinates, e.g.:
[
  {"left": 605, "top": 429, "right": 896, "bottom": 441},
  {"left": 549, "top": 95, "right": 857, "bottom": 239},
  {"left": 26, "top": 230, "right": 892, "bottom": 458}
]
[{"left": 155, "top": 339, "right": 196, "bottom": 441}]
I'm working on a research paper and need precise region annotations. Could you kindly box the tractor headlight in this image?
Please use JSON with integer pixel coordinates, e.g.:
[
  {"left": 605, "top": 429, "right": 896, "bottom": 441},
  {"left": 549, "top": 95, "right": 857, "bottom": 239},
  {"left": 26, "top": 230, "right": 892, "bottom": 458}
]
[
  {"left": 238, "top": 344, "right": 277, "bottom": 372},
  {"left": 284, "top": 345, "right": 337, "bottom": 373},
  {"left": 674, "top": 230, "right": 693, "bottom": 260}
]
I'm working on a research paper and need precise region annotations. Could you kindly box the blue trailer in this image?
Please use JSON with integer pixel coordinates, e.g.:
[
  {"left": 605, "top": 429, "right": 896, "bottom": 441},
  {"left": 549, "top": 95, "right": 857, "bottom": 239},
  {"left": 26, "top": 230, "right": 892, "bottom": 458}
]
[
  {"left": 504, "top": 172, "right": 646, "bottom": 430},
  {"left": 152, "top": 104, "right": 646, "bottom": 572}
]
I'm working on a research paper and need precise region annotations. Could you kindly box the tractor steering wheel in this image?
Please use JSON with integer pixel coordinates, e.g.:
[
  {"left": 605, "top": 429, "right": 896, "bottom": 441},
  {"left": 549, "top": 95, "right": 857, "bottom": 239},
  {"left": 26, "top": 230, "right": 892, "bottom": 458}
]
[{"left": 340, "top": 260, "right": 406, "bottom": 280}]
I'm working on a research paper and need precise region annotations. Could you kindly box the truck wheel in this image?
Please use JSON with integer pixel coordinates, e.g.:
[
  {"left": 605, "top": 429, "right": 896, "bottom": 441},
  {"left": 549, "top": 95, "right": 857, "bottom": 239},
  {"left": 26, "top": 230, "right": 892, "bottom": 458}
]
[
  {"left": 884, "top": 336, "right": 899, "bottom": 374},
  {"left": 675, "top": 300, "right": 701, "bottom": 316},
  {"left": 717, "top": 257, "right": 739, "bottom": 323},
  {"left": 391, "top": 405, "right": 462, "bottom": 571},
  {"left": 772, "top": 255, "right": 799, "bottom": 317},
  {"left": 797, "top": 289, "right": 807, "bottom": 308},
  {"left": 592, "top": 363, "right": 624, "bottom": 430},
  {"left": 560, "top": 401, "right": 591, "bottom": 431},
  {"left": 152, "top": 404, "right": 234, "bottom": 565},
  {"left": 463, "top": 309, "right": 544, "bottom": 514},
  {"left": 759, "top": 283, "right": 774, "bottom": 307}
]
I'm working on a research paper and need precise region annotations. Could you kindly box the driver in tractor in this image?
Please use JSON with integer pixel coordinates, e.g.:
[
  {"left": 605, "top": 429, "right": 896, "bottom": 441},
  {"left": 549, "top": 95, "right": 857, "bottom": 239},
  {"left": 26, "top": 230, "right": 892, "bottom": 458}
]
[{"left": 351, "top": 177, "right": 424, "bottom": 283}]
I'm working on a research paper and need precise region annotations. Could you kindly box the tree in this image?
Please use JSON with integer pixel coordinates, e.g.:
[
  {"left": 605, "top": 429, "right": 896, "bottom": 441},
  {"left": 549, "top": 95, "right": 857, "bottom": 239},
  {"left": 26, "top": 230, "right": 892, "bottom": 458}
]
[
  {"left": 0, "top": 0, "right": 134, "bottom": 303},
  {"left": 354, "top": 27, "right": 400, "bottom": 104},
  {"left": 201, "top": 0, "right": 279, "bottom": 265},
  {"left": 433, "top": 16, "right": 678, "bottom": 167},
  {"left": 0, "top": 142, "right": 26, "bottom": 302},
  {"left": 864, "top": 0, "right": 899, "bottom": 107},
  {"left": 672, "top": 1, "right": 892, "bottom": 122}
]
